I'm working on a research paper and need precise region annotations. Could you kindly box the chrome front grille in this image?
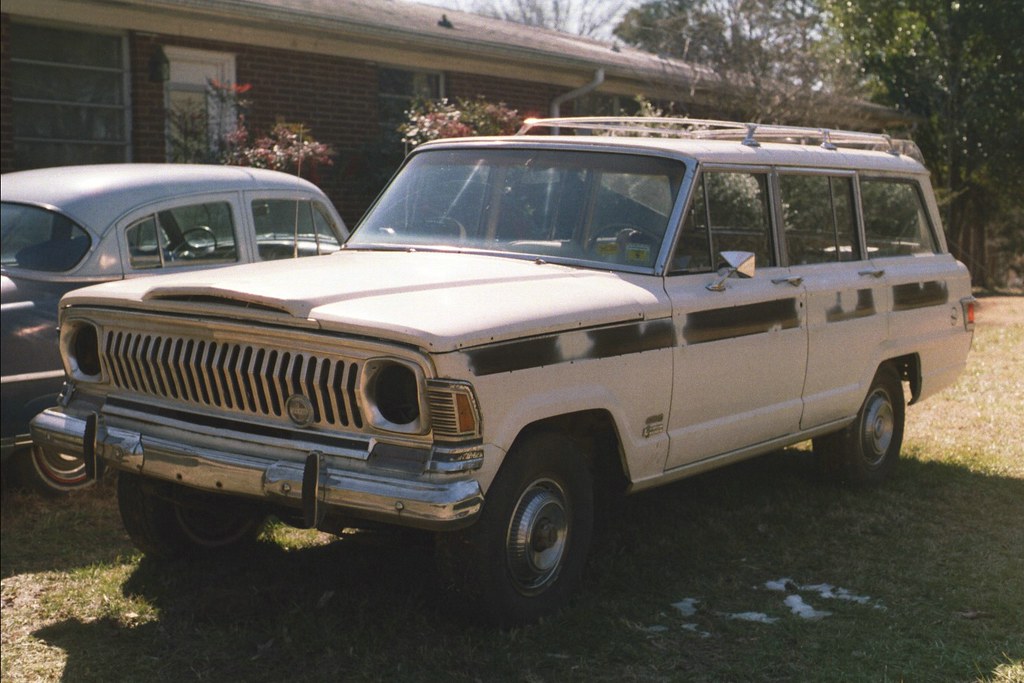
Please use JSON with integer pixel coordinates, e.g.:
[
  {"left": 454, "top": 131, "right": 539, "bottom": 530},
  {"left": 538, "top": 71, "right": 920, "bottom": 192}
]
[{"left": 100, "top": 328, "right": 362, "bottom": 429}]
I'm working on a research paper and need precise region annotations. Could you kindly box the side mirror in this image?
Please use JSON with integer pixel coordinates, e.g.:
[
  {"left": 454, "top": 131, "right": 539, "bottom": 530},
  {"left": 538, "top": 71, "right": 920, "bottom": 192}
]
[{"left": 706, "top": 250, "right": 756, "bottom": 292}]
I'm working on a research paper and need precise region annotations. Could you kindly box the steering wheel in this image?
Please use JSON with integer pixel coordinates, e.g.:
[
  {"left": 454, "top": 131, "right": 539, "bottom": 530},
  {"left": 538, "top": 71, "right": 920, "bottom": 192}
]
[
  {"left": 423, "top": 217, "right": 467, "bottom": 241},
  {"left": 171, "top": 225, "right": 218, "bottom": 258}
]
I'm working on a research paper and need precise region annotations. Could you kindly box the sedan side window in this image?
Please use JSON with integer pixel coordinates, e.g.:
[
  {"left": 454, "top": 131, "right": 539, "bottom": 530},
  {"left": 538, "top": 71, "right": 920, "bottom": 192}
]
[
  {"left": 253, "top": 199, "right": 342, "bottom": 260},
  {"left": 126, "top": 201, "right": 237, "bottom": 269}
]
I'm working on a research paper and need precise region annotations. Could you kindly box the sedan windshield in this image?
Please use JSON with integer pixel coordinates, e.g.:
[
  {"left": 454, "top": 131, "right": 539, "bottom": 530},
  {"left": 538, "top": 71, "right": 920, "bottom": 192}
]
[
  {"left": 1, "top": 202, "right": 91, "bottom": 272},
  {"left": 348, "top": 148, "right": 687, "bottom": 271}
]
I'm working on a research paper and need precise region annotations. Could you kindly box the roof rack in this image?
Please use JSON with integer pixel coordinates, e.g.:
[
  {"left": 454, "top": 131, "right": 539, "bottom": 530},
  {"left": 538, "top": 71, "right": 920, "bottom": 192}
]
[{"left": 516, "top": 117, "right": 921, "bottom": 160}]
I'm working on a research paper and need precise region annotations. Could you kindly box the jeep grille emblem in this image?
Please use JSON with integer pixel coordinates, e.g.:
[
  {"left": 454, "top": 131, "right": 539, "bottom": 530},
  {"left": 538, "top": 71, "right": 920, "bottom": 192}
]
[{"left": 286, "top": 394, "right": 315, "bottom": 427}]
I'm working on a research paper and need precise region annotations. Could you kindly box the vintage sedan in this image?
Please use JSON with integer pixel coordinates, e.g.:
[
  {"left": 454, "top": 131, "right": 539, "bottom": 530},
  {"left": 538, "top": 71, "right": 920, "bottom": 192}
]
[{"left": 2, "top": 164, "right": 347, "bottom": 493}]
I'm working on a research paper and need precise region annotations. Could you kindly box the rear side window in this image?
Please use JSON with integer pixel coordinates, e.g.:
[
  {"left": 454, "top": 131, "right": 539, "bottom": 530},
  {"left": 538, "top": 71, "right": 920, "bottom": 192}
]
[
  {"left": 126, "top": 201, "right": 237, "bottom": 269},
  {"left": 252, "top": 199, "right": 342, "bottom": 261},
  {"left": 861, "top": 178, "right": 939, "bottom": 257},
  {"left": 779, "top": 174, "right": 860, "bottom": 264},
  {"left": 1, "top": 202, "right": 91, "bottom": 272},
  {"left": 672, "top": 170, "right": 775, "bottom": 272}
]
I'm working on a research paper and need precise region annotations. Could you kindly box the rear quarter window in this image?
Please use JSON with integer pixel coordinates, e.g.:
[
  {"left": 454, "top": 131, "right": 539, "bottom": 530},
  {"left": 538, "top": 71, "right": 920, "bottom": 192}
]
[
  {"left": 1, "top": 202, "right": 91, "bottom": 272},
  {"left": 252, "top": 199, "right": 342, "bottom": 261},
  {"left": 861, "top": 178, "right": 939, "bottom": 257}
]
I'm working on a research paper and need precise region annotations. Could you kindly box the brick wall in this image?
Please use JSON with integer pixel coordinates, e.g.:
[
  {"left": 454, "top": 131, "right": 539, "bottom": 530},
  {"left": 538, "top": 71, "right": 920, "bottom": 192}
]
[
  {"left": 446, "top": 71, "right": 570, "bottom": 120},
  {"left": 130, "top": 32, "right": 170, "bottom": 164}
]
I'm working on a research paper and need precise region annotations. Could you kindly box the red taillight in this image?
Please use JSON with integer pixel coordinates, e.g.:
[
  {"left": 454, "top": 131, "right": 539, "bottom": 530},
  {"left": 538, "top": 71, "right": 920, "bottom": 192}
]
[{"left": 960, "top": 297, "right": 976, "bottom": 331}]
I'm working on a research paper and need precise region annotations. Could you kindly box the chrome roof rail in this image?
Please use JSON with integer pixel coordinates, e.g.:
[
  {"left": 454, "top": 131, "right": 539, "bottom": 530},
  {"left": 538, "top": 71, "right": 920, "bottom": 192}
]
[{"left": 516, "top": 116, "right": 921, "bottom": 160}]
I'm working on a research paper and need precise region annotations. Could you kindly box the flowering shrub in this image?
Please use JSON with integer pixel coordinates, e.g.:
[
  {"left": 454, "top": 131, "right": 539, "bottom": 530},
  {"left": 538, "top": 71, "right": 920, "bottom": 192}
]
[
  {"left": 223, "top": 121, "right": 333, "bottom": 181},
  {"left": 401, "top": 97, "right": 522, "bottom": 148},
  {"left": 167, "top": 80, "right": 332, "bottom": 180}
]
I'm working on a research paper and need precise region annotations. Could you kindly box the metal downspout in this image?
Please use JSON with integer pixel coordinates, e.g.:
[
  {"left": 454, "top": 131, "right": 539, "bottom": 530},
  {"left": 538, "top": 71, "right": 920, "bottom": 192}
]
[{"left": 550, "top": 68, "right": 605, "bottom": 131}]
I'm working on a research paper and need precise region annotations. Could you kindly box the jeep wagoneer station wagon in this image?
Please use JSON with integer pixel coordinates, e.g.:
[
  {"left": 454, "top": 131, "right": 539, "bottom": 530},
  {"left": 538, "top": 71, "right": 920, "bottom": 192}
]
[{"left": 31, "top": 118, "right": 975, "bottom": 625}]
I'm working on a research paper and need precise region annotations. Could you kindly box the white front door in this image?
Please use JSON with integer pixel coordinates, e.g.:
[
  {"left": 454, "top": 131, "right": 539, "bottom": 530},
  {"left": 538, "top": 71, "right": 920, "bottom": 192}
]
[{"left": 663, "top": 167, "right": 807, "bottom": 470}]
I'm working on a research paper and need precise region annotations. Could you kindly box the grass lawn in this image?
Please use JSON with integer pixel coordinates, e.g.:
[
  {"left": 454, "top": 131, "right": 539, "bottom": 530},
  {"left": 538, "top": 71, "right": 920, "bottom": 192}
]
[{"left": 2, "top": 296, "right": 1021, "bottom": 682}]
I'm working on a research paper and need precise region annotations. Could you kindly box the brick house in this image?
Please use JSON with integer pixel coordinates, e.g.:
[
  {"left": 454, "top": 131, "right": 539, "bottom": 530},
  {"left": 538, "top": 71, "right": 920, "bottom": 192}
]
[{"left": 1, "top": 0, "right": 903, "bottom": 224}]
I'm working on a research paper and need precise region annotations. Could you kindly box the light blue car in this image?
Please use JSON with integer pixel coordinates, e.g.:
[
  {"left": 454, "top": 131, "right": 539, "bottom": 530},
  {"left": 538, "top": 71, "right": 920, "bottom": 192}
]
[{"left": 2, "top": 164, "right": 347, "bottom": 493}]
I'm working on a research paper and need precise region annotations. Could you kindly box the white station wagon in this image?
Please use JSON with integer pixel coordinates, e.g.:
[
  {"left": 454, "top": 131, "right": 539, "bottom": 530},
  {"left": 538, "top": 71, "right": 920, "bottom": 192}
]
[{"left": 31, "top": 119, "right": 975, "bottom": 625}]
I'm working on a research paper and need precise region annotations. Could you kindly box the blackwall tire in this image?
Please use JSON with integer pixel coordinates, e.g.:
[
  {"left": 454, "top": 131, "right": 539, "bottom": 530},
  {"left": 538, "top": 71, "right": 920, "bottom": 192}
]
[
  {"left": 117, "top": 472, "right": 263, "bottom": 559},
  {"left": 437, "top": 431, "right": 594, "bottom": 627},
  {"left": 813, "top": 364, "right": 905, "bottom": 485}
]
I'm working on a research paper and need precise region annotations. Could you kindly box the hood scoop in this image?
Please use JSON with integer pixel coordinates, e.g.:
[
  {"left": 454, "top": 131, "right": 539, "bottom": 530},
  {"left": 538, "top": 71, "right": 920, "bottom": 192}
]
[{"left": 144, "top": 290, "right": 295, "bottom": 315}]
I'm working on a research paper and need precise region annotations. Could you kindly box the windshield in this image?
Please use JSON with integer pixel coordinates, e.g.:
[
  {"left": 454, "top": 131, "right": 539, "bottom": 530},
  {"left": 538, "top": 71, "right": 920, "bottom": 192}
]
[
  {"left": 1, "top": 202, "right": 91, "bottom": 272},
  {"left": 348, "top": 148, "right": 687, "bottom": 271}
]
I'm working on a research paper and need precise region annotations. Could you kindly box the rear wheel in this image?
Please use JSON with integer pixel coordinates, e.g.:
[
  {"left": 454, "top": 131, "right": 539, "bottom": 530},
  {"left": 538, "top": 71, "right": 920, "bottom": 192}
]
[
  {"left": 814, "top": 364, "right": 905, "bottom": 484},
  {"left": 437, "top": 431, "right": 594, "bottom": 626},
  {"left": 117, "top": 472, "right": 264, "bottom": 559}
]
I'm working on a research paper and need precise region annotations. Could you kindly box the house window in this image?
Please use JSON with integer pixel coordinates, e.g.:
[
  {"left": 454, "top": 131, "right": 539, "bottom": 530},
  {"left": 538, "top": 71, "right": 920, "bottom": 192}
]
[
  {"left": 378, "top": 68, "right": 443, "bottom": 140},
  {"left": 9, "top": 23, "right": 129, "bottom": 169},
  {"left": 162, "top": 47, "right": 237, "bottom": 163}
]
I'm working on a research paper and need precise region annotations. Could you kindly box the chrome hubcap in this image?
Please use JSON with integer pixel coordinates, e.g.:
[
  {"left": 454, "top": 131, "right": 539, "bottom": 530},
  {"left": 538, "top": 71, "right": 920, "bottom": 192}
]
[
  {"left": 506, "top": 479, "right": 569, "bottom": 595},
  {"left": 33, "top": 447, "right": 87, "bottom": 485},
  {"left": 862, "top": 389, "right": 894, "bottom": 467}
]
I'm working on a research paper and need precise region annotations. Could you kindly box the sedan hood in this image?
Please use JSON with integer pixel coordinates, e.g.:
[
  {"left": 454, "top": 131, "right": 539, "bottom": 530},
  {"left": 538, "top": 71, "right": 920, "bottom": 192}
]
[{"left": 62, "top": 250, "right": 667, "bottom": 352}]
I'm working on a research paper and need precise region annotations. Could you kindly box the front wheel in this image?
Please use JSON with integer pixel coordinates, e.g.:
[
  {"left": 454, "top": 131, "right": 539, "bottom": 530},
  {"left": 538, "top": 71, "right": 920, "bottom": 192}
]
[
  {"left": 813, "top": 364, "right": 905, "bottom": 484},
  {"left": 13, "top": 446, "right": 95, "bottom": 496},
  {"left": 117, "top": 472, "right": 264, "bottom": 559},
  {"left": 437, "top": 431, "right": 594, "bottom": 626}
]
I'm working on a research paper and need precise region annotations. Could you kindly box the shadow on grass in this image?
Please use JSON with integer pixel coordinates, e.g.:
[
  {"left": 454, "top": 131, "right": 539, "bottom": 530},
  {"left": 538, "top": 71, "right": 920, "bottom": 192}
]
[{"left": 25, "top": 450, "right": 1024, "bottom": 681}]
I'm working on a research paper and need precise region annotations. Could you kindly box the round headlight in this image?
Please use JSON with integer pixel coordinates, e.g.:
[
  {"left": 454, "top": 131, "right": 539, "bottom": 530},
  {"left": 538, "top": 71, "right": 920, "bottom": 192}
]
[
  {"left": 68, "top": 322, "right": 101, "bottom": 378},
  {"left": 360, "top": 359, "right": 427, "bottom": 433},
  {"left": 373, "top": 362, "right": 419, "bottom": 425}
]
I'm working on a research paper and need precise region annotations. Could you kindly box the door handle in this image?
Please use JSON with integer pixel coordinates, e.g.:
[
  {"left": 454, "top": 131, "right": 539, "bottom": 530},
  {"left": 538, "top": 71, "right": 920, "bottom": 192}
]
[
  {"left": 858, "top": 268, "right": 885, "bottom": 278},
  {"left": 771, "top": 276, "right": 803, "bottom": 287}
]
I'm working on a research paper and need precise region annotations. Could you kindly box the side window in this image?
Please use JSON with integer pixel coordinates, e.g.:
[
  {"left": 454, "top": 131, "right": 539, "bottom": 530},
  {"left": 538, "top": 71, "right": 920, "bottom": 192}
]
[
  {"left": 671, "top": 177, "right": 712, "bottom": 272},
  {"left": 705, "top": 171, "right": 775, "bottom": 267},
  {"left": 861, "top": 178, "right": 938, "bottom": 257},
  {"left": 125, "top": 201, "right": 236, "bottom": 269},
  {"left": 126, "top": 216, "right": 162, "bottom": 269},
  {"left": 779, "top": 175, "right": 860, "bottom": 265},
  {"left": 253, "top": 199, "right": 342, "bottom": 261}
]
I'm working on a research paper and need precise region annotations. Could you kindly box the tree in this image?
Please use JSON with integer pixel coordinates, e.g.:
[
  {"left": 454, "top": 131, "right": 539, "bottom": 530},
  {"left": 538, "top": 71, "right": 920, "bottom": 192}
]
[
  {"left": 824, "top": 0, "right": 1024, "bottom": 287},
  {"left": 613, "top": 0, "right": 867, "bottom": 124},
  {"left": 470, "top": 0, "right": 633, "bottom": 38}
]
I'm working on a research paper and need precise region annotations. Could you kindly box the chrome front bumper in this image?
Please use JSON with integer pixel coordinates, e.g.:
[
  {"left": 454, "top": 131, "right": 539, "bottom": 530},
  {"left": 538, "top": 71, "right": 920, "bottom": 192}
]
[{"left": 30, "top": 407, "right": 483, "bottom": 530}]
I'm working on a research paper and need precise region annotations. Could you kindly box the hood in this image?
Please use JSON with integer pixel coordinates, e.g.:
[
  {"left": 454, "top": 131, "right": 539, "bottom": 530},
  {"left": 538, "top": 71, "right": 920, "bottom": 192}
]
[{"left": 61, "top": 250, "right": 668, "bottom": 352}]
